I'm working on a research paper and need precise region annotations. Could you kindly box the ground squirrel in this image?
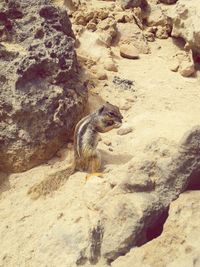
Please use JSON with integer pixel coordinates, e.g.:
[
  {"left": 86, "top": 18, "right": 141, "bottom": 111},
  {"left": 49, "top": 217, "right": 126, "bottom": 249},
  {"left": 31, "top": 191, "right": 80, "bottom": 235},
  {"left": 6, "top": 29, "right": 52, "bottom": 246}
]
[{"left": 28, "top": 102, "right": 123, "bottom": 199}]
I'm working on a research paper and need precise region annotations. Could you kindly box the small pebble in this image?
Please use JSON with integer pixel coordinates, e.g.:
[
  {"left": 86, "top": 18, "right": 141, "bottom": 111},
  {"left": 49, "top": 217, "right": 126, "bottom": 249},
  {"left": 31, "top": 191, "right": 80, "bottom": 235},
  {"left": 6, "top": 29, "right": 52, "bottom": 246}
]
[
  {"left": 126, "top": 97, "right": 135, "bottom": 103},
  {"left": 120, "top": 44, "right": 139, "bottom": 59},
  {"left": 103, "top": 139, "right": 112, "bottom": 146},
  {"left": 117, "top": 126, "right": 133, "bottom": 136},
  {"left": 57, "top": 212, "right": 64, "bottom": 219},
  {"left": 120, "top": 103, "right": 132, "bottom": 111}
]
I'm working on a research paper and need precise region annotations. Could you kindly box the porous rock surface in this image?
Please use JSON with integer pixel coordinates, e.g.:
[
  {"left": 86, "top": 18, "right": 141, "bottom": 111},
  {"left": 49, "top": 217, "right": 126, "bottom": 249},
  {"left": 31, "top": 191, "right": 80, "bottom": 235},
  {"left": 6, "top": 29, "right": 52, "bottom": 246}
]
[
  {"left": 170, "top": 0, "right": 200, "bottom": 54},
  {"left": 0, "top": 0, "right": 87, "bottom": 172}
]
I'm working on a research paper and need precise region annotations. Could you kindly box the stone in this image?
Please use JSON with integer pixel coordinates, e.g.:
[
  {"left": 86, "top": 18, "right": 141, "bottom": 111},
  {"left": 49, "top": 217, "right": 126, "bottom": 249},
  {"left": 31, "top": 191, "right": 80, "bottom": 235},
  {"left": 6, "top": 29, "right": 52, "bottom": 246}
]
[
  {"left": 144, "top": 31, "right": 155, "bottom": 42},
  {"left": 83, "top": 177, "right": 111, "bottom": 211},
  {"left": 103, "top": 139, "right": 112, "bottom": 146},
  {"left": 112, "top": 191, "right": 200, "bottom": 267},
  {"left": 146, "top": 4, "right": 172, "bottom": 39},
  {"left": 147, "top": 4, "right": 168, "bottom": 27},
  {"left": 160, "top": 0, "right": 177, "bottom": 4},
  {"left": 117, "top": 23, "right": 150, "bottom": 54},
  {"left": 170, "top": 0, "right": 200, "bottom": 54},
  {"left": 170, "top": 50, "right": 195, "bottom": 77},
  {"left": 98, "top": 127, "right": 200, "bottom": 263},
  {"left": 156, "top": 25, "right": 171, "bottom": 39},
  {"left": 119, "top": 0, "right": 147, "bottom": 9},
  {"left": 86, "top": 22, "right": 97, "bottom": 32},
  {"left": 34, "top": 208, "right": 90, "bottom": 267},
  {"left": 73, "top": 13, "right": 87, "bottom": 26},
  {"left": 179, "top": 61, "right": 195, "bottom": 77},
  {"left": 119, "top": 102, "right": 132, "bottom": 111},
  {"left": 97, "top": 17, "right": 118, "bottom": 47},
  {"left": 100, "top": 191, "right": 161, "bottom": 262},
  {"left": 117, "top": 126, "right": 133, "bottom": 135},
  {"left": 119, "top": 44, "right": 139, "bottom": 59},
  {"left": 103, "top": 58, "right": 118, "bottom": 72},
  {"left": 64, "top": 0, "right": 80, "bottom": 11},
  {"left": 0, "top": 0, "right": 87, "bottom": 172},
  {"left": 95, "top": 69, "right": 108, "bottom": 80},
  {"left": 169, "top": 60, "right": 179, "bottom": 72}
]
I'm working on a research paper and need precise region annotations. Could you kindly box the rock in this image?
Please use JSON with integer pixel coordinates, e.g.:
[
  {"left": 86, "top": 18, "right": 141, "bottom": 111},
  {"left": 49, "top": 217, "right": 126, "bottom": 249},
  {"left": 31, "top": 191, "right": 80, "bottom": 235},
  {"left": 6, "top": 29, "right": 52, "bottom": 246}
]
[
  {"left": 3, "top": 122, "right": 200, "bottom": 266},
  {"left": 179, "top": 61, "right": 195, "bottom": 77},
  {"left": 103, "top": 139, "right": 112, "bottom": 146},
  {"left": 78, "top": 31, "right": 111, "bottom": 62},
  {"left": 102, "top": 58, "right": 118, "bottom": 72},
  {"left": 112, "top": 191, "right": 200, "bottom": 267},
  {"left": 120, "top": 102, "right": 133, "bottom": 111},
  {"left": 91, "top": 66, "right": 108, "bottom": 80},
  {"left": 83, "top": 177, "right": 111, "bottom": 210},
  {"left": 120, "top": 44, "right": 139, "bottom": 59},
  {"left": 100, "top": 192, "right": 161, "bottom": 261},
  {"left": 144, "top": 31, "right": 155, "bottom": 42},
  {"left": 119, "top": 0, "right": 147, "bottom": 9},
  {"left": 156, "top": 25, "right": 171, "bottom": 39},
  {"left": 73, "top": 13, "right": 87, "bottom": 26},
  {"left": 177, "top": 50, "right": 195, "bottom": 77},
  {"left": 147, "top": 4, "right": 168, "bottom": 27},
  {"left": 97, "top": 17, "right": 118, "bottom": 47},
  {"left": 117, "top": 126, "right": 133, "bottom": 135},
  {"left": 35, "top": 208, "right": 90, "bottom": 267},
  {"left": 115, "top": 12, "right": 133, "bottom": 23},
  {"left": 64, "top": 0, "right": 80, "bottom": 11},
  {"left": 169, "top": 50, "right": 195, "bottom": 77},
  {"left": 86, "top": 22, "right": 97, "bottom": 32},
  {"left": 97, "top": 72, "right": 108, "bottom": 80},
  {"left": 97, "top": 127, "right": 200, "bottom": 263},
  {"left": 146, "top": 4, "right": 172, "bottom": 39},
  {"left": 170, "top": 0, "right": 200, "bottom": 54},
  {"left": 0, "top": 0, "right": 87, "bottom": 172},
  {"left": 160, "top": 0, "right": 178, "bottom": 4},
  {"left": 169, "top": 60, "right": 179, "bottom": 72},
  {"left": 117, "top": 23, "right": 150, "bottom": 54}
]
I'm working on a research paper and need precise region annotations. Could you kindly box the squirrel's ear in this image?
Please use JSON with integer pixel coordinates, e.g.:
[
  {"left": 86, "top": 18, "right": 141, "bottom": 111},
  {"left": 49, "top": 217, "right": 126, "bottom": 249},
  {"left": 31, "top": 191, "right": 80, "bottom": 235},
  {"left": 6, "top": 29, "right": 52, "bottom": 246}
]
[{"left": 98, "top": 105, "right": 105, "bottom": 114}]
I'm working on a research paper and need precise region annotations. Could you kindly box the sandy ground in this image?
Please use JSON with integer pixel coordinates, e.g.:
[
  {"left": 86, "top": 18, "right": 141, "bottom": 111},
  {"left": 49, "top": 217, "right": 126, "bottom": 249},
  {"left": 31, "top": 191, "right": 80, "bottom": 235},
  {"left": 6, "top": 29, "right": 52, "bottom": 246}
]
[{"left": 1, "top": 7, "right": 200, "bottom": 267}]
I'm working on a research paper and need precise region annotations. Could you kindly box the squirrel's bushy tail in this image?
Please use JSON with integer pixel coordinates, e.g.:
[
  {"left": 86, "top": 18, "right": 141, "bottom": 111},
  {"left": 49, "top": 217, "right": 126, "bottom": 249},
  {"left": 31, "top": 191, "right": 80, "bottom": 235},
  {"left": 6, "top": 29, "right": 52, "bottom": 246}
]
[{"left": 27, "top": 149, "right": 75, "bottom": 200}]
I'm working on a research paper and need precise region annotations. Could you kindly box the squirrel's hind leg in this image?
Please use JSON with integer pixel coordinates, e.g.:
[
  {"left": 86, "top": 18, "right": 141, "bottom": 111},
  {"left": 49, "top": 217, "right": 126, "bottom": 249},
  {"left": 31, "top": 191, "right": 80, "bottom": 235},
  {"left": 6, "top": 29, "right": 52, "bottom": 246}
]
[{"left": 85, "top": 152, "right": 103, "bottom": 181}]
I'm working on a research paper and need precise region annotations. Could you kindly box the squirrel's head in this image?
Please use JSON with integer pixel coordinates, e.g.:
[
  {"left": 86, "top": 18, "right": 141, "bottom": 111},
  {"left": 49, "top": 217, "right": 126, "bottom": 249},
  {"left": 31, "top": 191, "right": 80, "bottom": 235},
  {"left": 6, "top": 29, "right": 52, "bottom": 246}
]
[{"left": 95, "top": 102, "right": 123, "bottom": 133}]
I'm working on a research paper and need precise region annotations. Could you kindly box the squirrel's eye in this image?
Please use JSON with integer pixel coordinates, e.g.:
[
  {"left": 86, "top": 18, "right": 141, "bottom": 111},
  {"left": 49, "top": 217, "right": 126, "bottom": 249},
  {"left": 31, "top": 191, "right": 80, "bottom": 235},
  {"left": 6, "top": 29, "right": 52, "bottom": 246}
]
[{"left": 108, "top": 112, "right": 115, "bottom": 117}]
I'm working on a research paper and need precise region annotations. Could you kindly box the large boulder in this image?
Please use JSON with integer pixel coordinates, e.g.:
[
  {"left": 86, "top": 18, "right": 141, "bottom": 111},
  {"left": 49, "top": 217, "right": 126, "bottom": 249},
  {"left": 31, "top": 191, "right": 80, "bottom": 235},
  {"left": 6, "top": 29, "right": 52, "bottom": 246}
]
[
  {"left": 112, "top": 191, "right": 200, "bottom": 267},
  {"left": 0, "top": 0, "right": 87, "bottom": 172},
  {"left": 170, "top": 0, "right": 200, "bottom": 54},
  {"left": 96, "top": 126, "right": 200, "bottom": 263}
]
